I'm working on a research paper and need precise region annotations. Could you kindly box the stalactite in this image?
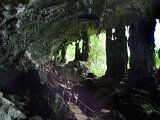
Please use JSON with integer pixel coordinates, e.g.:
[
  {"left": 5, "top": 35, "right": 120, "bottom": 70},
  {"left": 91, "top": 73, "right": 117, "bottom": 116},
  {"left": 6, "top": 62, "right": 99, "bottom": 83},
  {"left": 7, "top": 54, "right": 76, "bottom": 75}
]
[
  {"left": 60, "top": 46, "right": 67, "bottom": 63},
  {"left": 105, "top": 27, "right": 113, "bottom": 78},
  {"left": 74, "top": 31, "right": 90, "bottom": 62},
  {"left": 128, "top": 19, "right": 156, "bottom": 78},
  {"left": 128, "top": 18, "right": 156, "bottom": 90},
  {"left": 81, "top": 31, "right": 90, "bottom": 61},
  {"left": 105, "top": 23, "right": 128, "bottom": 80},
  {"left": 75, "top": 40, "right": 81, "bottom": 61}
]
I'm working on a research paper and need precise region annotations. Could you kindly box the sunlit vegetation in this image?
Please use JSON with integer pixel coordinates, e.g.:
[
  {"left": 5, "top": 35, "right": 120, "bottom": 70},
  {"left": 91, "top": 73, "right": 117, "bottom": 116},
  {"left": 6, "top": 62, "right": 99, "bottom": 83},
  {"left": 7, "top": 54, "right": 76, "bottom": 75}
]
[
  {"left": 66, "top": 43, "right": 75, "bottom": 63},
  {"left": 155, "top": 48, "right": 160, "bottom": 68},
  {"left": 66, "top": 41, "right": 83, "bottom": 63},
  {"left": 89, "top": 33, "right": 106, "bottom": 77},
  {"left": 66, "top": 33, "right": 106, "bottom": 77},
  {"left": 154, "top": 19, "right": 160, "bottom": 68}
]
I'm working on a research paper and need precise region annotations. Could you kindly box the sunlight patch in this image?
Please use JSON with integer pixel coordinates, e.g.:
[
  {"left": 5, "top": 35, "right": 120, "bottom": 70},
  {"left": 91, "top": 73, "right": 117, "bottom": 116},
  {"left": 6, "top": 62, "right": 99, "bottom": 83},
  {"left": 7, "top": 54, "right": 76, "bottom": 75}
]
[{"left": 154, "top": 19, "right": 160, "bottom": 49}]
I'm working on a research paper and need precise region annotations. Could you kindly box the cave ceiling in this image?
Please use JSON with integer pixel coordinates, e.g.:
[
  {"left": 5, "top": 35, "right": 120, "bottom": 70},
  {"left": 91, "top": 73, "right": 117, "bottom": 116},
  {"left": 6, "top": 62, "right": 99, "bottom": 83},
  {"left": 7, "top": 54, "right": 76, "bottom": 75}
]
[{"left": 0, "top": 0, "right": 157, "bottom": 70}]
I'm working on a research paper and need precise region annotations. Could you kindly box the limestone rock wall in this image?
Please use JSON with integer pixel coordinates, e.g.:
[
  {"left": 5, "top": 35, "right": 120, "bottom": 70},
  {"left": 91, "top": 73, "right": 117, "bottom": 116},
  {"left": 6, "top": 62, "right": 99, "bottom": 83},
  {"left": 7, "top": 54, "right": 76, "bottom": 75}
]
[{"left": 0, "top": 92, "right": 26, "bottom": 120}]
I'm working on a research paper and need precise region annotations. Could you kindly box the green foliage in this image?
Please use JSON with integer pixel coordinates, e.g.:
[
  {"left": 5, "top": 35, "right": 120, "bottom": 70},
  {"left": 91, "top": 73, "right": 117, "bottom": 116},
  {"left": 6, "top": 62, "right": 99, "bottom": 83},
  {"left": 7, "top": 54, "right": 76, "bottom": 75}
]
[
  {"left": 129, "top": 95, "right": 156, "bottom": 119},
  {"left": 142, "top": 103, "right": 155, "bottom": 115},
  {"left": 158, "top": 48, "right": 160, "bottom": 59},
  {"left": 134, "top": 98, "right": 156, "bottom": 116},
  {"left": 65, "top": 33, "right": 106, "bottom": 77},
  {"left": 89, "top": 33, "right": 106, "bottom": 77},
  {"left": 155, "top": 48, "right": 160, "bottom": 68},
  {"left": 66, "top": 41, "right": 83, "bottom": 63},
  {"left": 66, "top": 43, "right": 75, "bottom": 63}
]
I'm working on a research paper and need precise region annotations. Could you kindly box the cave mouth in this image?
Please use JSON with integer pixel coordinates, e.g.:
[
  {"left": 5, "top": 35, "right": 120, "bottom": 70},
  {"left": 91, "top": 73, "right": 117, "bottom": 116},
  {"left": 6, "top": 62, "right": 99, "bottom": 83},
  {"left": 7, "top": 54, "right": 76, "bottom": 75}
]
[
  {"left": 89, "top": 33, "right": 106, "bottom": 77},
  {"left": 65, "top": 33, "right": 106, "bottom": 77}
]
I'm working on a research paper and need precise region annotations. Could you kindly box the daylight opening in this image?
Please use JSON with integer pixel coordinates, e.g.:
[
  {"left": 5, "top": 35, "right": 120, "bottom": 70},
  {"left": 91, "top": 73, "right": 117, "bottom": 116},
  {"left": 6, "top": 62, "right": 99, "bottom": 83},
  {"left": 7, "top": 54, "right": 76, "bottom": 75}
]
[
  {"left": 66, "top": 43, "right": 76, "bottom": 63},
  {"left": 89, "top": 33, "right": 106, "bottom": 77},
  {"left": 65, "top": 33, "right": 106, "bottom": 77},
  {"left": 125, "top": 26, "right": 130, "bottom": 68},
  {"left": 154, "top": 19, "right": 160, "bottom": 49},
  {"left": 154, "top": 19, "right": 160, "bottom": 68},
  {"left": 111, "top": 28, "right": 116, "bottom": 41}
]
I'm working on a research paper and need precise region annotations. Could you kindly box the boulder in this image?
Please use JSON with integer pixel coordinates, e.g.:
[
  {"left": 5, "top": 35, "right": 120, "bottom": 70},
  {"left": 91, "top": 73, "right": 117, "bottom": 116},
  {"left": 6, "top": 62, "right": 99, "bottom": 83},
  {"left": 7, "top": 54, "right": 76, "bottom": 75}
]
[
  {"left": 53, "top": 94, "right": 77, "bottom": 120},
  {"left": 63, "top": 61, "right": 89, "bottom": 83},
  {"left": 0, "top": 91, "right": 26, "bottom": 120}
]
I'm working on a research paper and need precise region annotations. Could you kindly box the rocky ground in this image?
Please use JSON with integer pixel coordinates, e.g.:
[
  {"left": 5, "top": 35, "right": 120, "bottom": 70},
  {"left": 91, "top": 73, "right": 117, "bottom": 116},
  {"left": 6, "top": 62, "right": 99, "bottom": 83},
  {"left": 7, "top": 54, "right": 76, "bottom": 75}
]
[{"left": 0, "top": 60, "right": 160, "bottom": 120}]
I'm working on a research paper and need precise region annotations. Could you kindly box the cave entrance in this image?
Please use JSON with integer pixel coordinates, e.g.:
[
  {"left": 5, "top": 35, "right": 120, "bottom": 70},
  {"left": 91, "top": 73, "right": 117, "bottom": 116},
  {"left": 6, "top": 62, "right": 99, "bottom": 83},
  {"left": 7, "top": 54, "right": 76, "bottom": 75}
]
[
  {"left": 66, "top": 43, "right": 76, "bottom": 63},
  {"left": 89, "top": 33, "right": 106, "bottom": 77},
  {"left": 65, "top": 33, "right": 106, "bottom": 77}
]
